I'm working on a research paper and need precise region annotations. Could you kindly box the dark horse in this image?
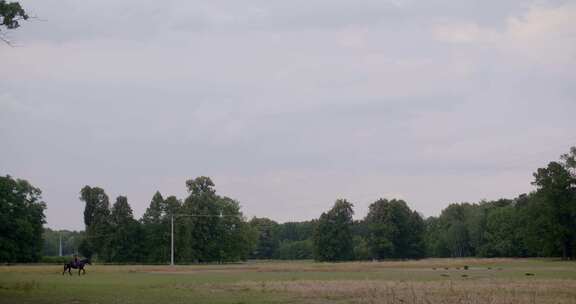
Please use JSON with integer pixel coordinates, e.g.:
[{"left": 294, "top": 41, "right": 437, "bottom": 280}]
[{"left": 63, "top": 258, "right": 91, "bottom": 276}]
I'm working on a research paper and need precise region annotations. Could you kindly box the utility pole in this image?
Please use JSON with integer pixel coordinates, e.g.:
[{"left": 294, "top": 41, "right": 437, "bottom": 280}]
[
  {"left": 170, "top": 215, "right": 174, "bottom": 266},
  {"left": 59, "top": 232, "right": 63, "bottom": 257}
]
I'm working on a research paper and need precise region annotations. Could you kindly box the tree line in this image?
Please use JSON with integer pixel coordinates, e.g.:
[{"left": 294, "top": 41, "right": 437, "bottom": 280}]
[
  {"left": 77, "top": 176, "right": 256, "bottom": 263},
  {"left": 1, "top": 146, "right": 575, "bottom": 263},
  {"left": 313, "top": 147, "right": 576, "bottom": 261},
  {"left": 74, "top": 145, "right": 576, "bottom": 262},
  {"left": 251, "top": 147, "right": 576, "bottom": 261},
  {"left": 309, "top": 147, "right": 576, "bottom": 261}
]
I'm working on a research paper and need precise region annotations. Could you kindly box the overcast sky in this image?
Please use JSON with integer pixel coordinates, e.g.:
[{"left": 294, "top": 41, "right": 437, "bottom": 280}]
[{"left": 1, "top": 0, "right": 575, "bottom": 230}]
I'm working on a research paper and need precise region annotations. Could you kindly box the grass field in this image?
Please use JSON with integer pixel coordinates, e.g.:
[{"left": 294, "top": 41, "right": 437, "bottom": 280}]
[{"left": 1, "top": 259, "right": 576, "bottom": 304}]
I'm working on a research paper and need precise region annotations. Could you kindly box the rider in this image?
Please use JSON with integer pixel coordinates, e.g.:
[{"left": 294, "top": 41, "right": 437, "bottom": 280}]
[{"left": 73, "top": 254, "right": 78, "bottom": 267}]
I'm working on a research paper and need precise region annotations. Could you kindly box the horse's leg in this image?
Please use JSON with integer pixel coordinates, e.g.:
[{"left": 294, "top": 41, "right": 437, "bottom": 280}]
[
  {"left": 62, "top": 265, "right": 66, "bottom": 275},
  {"left": 82, "top": 267, "right": 86, "bottom": 275}
]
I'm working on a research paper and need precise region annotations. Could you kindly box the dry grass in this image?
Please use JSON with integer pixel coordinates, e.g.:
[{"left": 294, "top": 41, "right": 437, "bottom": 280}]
[
  {"left": 2, "top": 259, "right": 576, "bottom": 303},
  {"left": 211, "top": 279, "right": 576, "bottom": 304}
]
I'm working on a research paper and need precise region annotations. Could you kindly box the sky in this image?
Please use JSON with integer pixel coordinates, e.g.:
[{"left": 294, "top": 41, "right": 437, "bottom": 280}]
[{"left": 1, "top": 0, "right": 575, "bottom": 230}]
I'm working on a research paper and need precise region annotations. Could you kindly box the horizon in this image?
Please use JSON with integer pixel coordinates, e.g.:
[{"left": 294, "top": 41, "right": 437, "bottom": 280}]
[{"left": 6, "top": 158, "right": 560, "bottom": 231}]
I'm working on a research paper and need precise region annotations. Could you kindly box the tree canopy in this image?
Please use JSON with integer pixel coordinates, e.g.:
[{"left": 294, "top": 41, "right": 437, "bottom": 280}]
[
  {"left": 0, "top": 175, "right": 46, "bottom": 262},
  {"left": 0, "top": 1, "right": 28, "bottom": 44},
  {"left": 0, "top": 1, "right": 27, "bottom": 29},
  {"left": 313, "top": 199, "right": 355, "bottom": 261},
  {"left": 365, "top": 199, "right": 425, "bottom": 259}
]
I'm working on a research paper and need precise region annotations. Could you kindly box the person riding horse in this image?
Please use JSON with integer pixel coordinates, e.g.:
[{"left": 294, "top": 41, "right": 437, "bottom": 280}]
[{"left": 63, "top": 255, "right": 91, "bottom": 276}]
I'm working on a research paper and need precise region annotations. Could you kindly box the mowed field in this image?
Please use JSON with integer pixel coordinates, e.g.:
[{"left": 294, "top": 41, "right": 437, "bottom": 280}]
[{"left": 1, "top": 259, "right": 576, "bottom": 304}]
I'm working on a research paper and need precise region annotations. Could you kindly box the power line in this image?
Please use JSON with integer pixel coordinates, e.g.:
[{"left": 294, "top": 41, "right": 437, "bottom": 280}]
[{"left": 69, "top": 214, "right": 305, "bottom": 264}]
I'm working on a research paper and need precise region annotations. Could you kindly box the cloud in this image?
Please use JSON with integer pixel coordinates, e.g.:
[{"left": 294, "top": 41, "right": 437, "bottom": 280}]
[{"left": 432, "top": 3, "right": 576, "bottom": 63}]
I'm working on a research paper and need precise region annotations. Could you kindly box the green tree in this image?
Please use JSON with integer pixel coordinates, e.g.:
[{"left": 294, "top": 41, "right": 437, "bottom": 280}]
[
  {"left": 517, "top": 192, "right": 560, "bottom": 257},
  {"left": 278, "top": 221, "right": 316, "bottom": 242},
  {"left": 42, "top": 228, "right": 61, "bottom": 256},
  {"left": 0, "top": 175, "right": 46, "bottom": 262},
  {"left": 276, "top": 240, "right": 314, "bottom": 260},
  {"left": 163, "top": 195, "right": 182, "bottom": 217},
  {"left": 178, "top": 177, "right": 220, "bottom": 262},
  {"left": 0, "top": 1, "right": 28, "bottom": 44},
  {"left": 79, "top": 186, "right": 112, "bottom": 260},
  {"left": 365, "top": 199, "right": 425, "bottom": 259},
  {"left": 215, "top": 196, "right": 257, "bottom": 262},
  {"left": 352, "top": 236, "right": 371, "bottom": 260},
  {"left": 313, "top": 199, "right": 355, "bottom": 261},
  {"left": 424, "top": 216, "right": 449, "bottom": 257},
  {"left": 109, "top": 196, "right": 143, "bottom": 263},
  {"left": 249, "top": 217, "right": 280, "bottom": 259},
  {"left": 532, "top": 160, "right": 576, "bottom": 260},
  {"left": 142, "top": 191, "right": 164, "bottom": 224},
  {"left": 561, "top": 146, "right": 576, "bottom": 173},
  {"left": 432, "top": 203, "right": 475, "bottom": 257},
  {"left": 0, "top": 1, "right": 27, "bottom": 28},
  {"left": 186, "top": 176, "right": 216, "bottom": 197},
  {"left": 425, "top": 197, "right": 535, "bottom": 258},
  {"left": 480, "top": 205, "right": 525, "bottom": 257},
  {"left": 175, "top": 177, "right": 255, "bottom": 263},
  {"left": 141, "top": 191, "right": 169, "bottom": 263}
]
